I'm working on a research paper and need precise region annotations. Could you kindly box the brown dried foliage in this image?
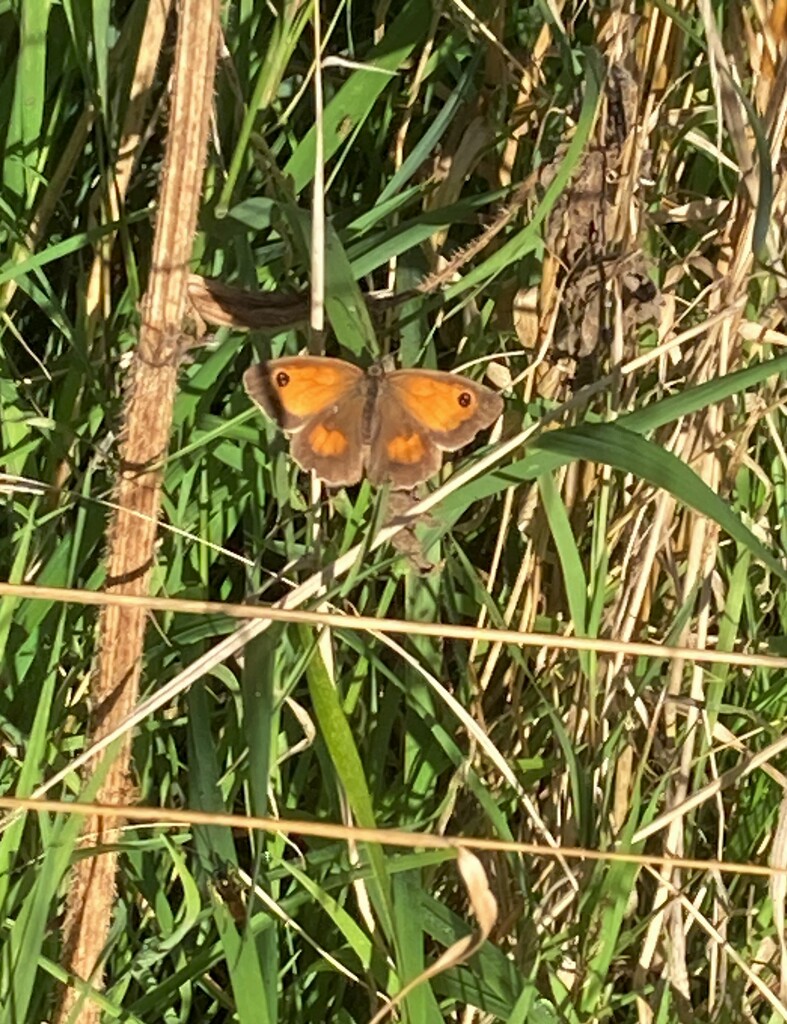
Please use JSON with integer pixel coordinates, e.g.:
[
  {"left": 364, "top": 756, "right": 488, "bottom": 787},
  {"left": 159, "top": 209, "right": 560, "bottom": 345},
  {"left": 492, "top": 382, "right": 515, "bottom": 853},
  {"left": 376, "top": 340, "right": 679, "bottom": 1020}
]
[{"left": 55, "top": 1, "right": 221, "bottom": 1020}]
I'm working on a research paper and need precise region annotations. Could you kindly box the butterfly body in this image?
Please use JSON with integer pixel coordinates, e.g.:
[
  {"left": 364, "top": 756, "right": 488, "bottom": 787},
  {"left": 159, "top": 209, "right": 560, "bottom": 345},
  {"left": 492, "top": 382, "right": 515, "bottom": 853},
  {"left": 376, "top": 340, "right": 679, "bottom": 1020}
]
[{"left": 244, "top": 356, "right": 503, "bottom": 488}]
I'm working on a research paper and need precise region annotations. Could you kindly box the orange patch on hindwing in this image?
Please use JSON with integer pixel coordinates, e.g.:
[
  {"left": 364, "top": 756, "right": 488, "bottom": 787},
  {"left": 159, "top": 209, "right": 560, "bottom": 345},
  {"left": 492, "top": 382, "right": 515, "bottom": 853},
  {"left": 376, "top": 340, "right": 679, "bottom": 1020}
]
[
  {"left": 309, "top": 423, "right": 348, "bottom": 456},
  {"left": 387, "top": 432, "right": 426, "bottom": 464}
]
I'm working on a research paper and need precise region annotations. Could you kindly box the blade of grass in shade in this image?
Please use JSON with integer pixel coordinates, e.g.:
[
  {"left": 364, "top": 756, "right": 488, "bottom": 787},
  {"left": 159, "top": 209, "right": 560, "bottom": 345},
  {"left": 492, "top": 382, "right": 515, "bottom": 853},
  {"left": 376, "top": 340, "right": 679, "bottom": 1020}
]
[
  {"left": 615, "top": 585, "right": 699, "bottom": 709},
  {"left": 506, "top": 964, "right": 557, "bottom": 1024},
  {"left": 211, "top": 898, "right": 274, "bottom": 1024},
  {"left": 443, "top": 48, "right": 604, "bottom": 301},
  {"left": 188, "top": 684, "right": 275, "bottom": 1020},
  {"left": 580, "top": 459, "right": 608, "bottom": 728},
  {"left": 403, "top": 557, "right": 443, "bottom": 804},
  {"left": 419, "top": 896, "right": 526, "bottom": 1018},
  {"left": 345, "top": 183, "right": 436, "bottom": 237},
  {"left": 187, "top": 683, "right": 241, "bottom": 869},
  {"left": 545, "top": 975, "right": 581, "bottom": 1024},
  {"left": 391, "top": 870, "right": 444, "bottom": 1022},
  {"left": 1, "top": 377, "right": 34, "bottom": 475},
  {"left": 14, "top": 536, "right": 74, "bottom": 635},
  {"left": 0, "top": 758, "right": 112, "bottom": 1024},
  {"left": 707, "top": 548, "right": 750, "bottom": 712},
  {"left": 61, "top": 0, "right": 109, "bottom": 121},
  {"left": 92, "top": 0, "right": 110, "bottom": 120},
  {"left": 587, "top": 474, "right": 612, "bottom": 639},
  {"left": 283, "top": 207, "right": 378, "bottom": 356},
  {"left": 621, "top": 353, "right": 787, "bottom": 434},
  {"left": 4, "top": 0, "right": 49, "bottom": 203},
  {"left": 128, "top": 936, "right": 244, "bottom": 1018},
  {"left": 242, "top": 632, "right": 279, "bottom": 817},
  {"left": 299, "top": 626, "right": 394, "bottom": 935},
  {"left": 0, "top": 213, "right": 149, "bottom": 287},
  {"left": 38, "top": 958, "right": 147, "bottom": 1024},
  {"left": 283, "top": 0, "right": 432, "bottom": 195},
  {"left": 0, "top": 606, "right": 66, "bottom": 910},
  {"left": 724, "top": 72, "right": 773, "bottom": 256},
  {"left": 541, "top": 701, "right": 594, "bottom": 846},
  {"left": 468, "top": 351, "right": 787, "bottom": 504},
  {"left": 378, "top": 52, "right": 481, "bottom": 205},
  {"left": 218, "top": 2, "right": 312, "bottom": 215},
  {"left": 579, "top": 858, "right": 641, "bottom": 1016},
  {"left": 67, "top": 470, "right": 106, "bottom": 589},
  {"left": 323, "top": 220, "right": 379, "bottom": 357},
  {"left": 282, "top": 858, "right": 376, "bottom": 972},
  {"left": 173, "top": 334, "right": 247, "bottom": 426},
  {"left": 156, "top": 839, "right": 203, "bottom": 952},
  {"left": 538, "top": 472, "right": 591, "bottom": 665},
  {"left": 0, "top": 500, "right": 37, "bottom": 658},
  {"left": 347, "top": 192, "right": 509, "bottom": 279},
  {"left": 241, "top": 630, "right": 285, "bottom": 1009},
  {"left": 344, "top": 626, "right": 505, "bottom": 823}
]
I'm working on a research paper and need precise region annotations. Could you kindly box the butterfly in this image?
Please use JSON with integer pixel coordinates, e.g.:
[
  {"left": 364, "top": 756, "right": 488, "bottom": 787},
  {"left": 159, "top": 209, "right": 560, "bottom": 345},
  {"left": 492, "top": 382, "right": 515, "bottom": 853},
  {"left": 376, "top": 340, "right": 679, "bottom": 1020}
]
[{"left": 243, "top": 356, "right": 504, "bottom": 488}]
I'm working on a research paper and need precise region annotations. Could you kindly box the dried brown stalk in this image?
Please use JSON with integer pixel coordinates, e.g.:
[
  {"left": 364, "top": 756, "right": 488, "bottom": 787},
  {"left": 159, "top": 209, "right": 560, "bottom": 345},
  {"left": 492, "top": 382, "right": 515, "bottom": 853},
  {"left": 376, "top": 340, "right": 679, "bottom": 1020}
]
[
  {"left": 84, "top": 0, "right": 175, "bottom": 333},
  {"left": 55, "top": 1, "right": 220, "bottom": 1020}
]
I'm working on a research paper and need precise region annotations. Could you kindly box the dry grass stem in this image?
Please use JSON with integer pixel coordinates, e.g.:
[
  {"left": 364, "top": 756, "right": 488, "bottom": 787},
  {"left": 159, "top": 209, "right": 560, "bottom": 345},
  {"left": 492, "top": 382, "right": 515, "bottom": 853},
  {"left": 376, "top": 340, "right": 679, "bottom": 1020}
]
[{"left": 55, "top": 1, "right": 220, "bottom": 1019}]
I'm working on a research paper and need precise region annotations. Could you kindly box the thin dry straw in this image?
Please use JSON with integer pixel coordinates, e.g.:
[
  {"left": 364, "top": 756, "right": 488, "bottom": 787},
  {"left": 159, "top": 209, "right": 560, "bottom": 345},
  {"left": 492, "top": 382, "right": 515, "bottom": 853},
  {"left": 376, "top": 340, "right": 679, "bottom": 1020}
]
[
  {"left": 1, "top": 582, "right": 782, "bottom": 670},
  {"left": 0, "top": 794, "right": 782, "bottom": 880}
]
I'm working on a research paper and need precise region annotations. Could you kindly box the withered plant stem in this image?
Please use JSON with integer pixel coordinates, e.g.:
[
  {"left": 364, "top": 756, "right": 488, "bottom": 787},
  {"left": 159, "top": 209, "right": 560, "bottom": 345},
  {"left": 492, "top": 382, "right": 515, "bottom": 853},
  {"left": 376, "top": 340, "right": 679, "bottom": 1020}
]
[{"left": 55, "top": 1, "right": 220, "bottom": 1020}]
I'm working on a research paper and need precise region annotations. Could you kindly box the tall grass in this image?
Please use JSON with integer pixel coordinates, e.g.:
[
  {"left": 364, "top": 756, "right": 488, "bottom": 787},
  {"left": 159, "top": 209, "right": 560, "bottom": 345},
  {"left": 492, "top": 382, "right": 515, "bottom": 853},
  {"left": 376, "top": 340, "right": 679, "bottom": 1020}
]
[{"left": 2, "top": 1, "right": 787, "bottom": 1022}]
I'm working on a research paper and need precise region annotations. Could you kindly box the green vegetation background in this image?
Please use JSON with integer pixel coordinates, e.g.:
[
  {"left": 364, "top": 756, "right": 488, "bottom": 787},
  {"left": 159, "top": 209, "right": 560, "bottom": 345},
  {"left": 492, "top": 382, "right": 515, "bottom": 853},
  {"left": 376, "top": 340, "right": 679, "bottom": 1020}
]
[{"left": 2, "top": 1, "right": 787, "bottom": 1022}]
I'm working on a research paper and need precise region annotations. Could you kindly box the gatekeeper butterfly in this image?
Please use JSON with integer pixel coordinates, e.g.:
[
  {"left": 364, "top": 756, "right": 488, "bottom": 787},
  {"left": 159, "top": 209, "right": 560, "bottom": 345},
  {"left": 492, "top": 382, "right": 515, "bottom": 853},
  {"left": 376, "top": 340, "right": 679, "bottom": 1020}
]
[{"left": 244, "top": 356, "right": 503, "bottom": 488}]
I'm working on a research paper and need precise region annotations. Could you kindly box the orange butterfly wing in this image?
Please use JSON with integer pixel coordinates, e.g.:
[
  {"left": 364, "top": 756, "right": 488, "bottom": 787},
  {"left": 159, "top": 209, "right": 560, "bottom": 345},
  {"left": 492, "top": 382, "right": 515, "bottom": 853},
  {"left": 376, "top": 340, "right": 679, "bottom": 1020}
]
[
  {"left": 367, "top": 369, "right": 503, "bottom": 487},
  {"left": 243, "top": 357, "right": 364, "bottom": 430},
  {"left": 385, "top": 370, "right": 503, "bottom": 449},
  {"left": 244, "top": 357, "right": 367, "bottom": 486}
]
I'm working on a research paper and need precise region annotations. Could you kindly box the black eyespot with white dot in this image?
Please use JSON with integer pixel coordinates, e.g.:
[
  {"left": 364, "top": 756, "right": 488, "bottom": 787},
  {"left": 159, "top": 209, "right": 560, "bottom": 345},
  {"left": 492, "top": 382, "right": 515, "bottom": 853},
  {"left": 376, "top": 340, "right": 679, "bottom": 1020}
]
[
  {"left": 458, "top": 391, "right": 472, "bottom": 407},
  {"left": 276, "top": 371, "right": 290, "bottom": 388}
]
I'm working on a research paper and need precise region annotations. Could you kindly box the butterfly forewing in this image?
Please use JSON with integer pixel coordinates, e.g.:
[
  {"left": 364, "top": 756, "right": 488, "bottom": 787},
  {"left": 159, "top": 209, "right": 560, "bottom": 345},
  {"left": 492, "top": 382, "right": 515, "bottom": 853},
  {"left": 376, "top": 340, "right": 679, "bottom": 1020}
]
[
  {"left": 243, "top": 357, "right": 364, "bottom": 432},
  {"left": 245, "top": 357, "right": 368, "bottom": 485},
  {"left": 386, "top": 370, "right": 503, "bottom": 450}
]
